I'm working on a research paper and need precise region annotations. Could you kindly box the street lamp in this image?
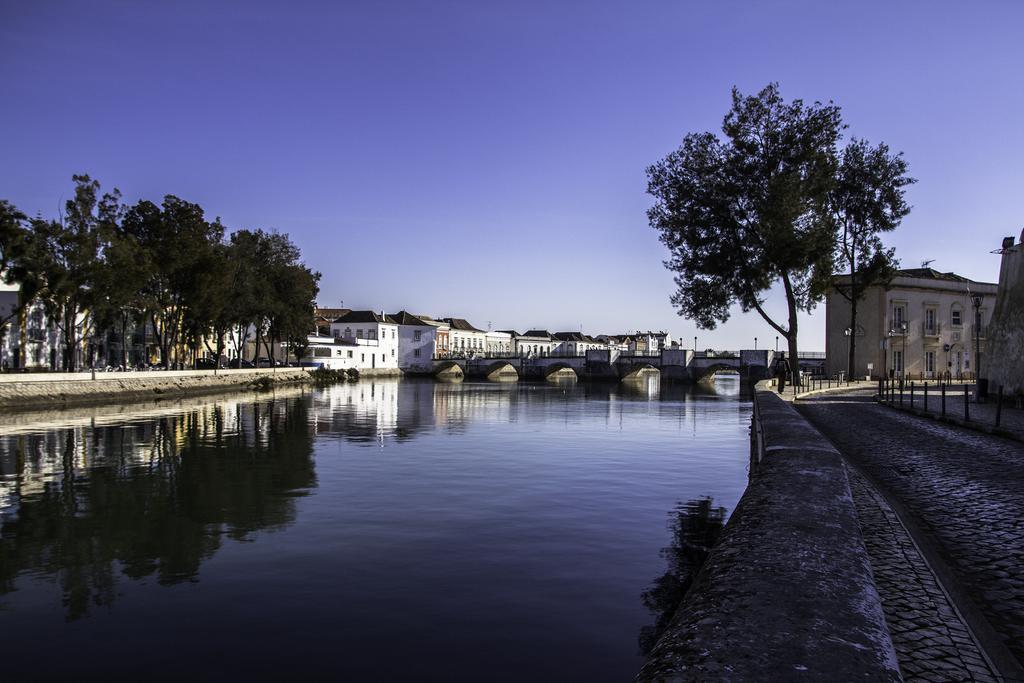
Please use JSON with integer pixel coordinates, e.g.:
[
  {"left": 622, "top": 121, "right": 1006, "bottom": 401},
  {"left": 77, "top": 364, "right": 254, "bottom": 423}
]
[
  {"left": 971, "top": 292, "right": 983, "bottom": 394},
  {"left": 694, "top": 335, "right": 697, "bottom": 353},
  {"left": 754, "top": 337, "right": 758, "bottom": 351},
  {"left": 775, "top": 335, "right": 779, "bottom": 352}
]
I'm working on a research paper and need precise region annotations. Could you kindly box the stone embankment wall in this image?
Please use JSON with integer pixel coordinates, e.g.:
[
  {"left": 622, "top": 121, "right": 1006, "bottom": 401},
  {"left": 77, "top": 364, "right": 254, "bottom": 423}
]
[
  {"left": 986, "top": 231, "right": 1024, "bottom": 395},
  {"left": 637, "top": 384, "right": 900, "bottom": 681},
  {"left": 0, "top": 368, "right": 310, "bottom": 410}
]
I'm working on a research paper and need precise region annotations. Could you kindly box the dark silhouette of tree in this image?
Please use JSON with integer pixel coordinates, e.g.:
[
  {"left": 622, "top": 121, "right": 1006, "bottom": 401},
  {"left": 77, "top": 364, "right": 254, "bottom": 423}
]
[
  {"left": 647, "top": 84, "right": 843, "bottom": 382},
  {"left": 0, "top": 397, "right": 317, "bottom": 620},
  {"left": 639, "top": 497, "right": 727, "bottom": 655},
  {"left": 830, "top": 139, "right": 914, "bottom": 377}
]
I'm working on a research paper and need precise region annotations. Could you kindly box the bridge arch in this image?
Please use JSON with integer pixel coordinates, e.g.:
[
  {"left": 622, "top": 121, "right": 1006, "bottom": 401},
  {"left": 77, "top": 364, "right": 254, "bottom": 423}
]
[
  {"left": 695, "top": 363, "right": 741, "bottom": 383},
  {"left": 544, "top": 363, "right": 578, "bottom": 381},
  {"left": 484, "top": 361, "right": 519, "bottom": 381},
  {"left": 620, "top": 363, "right": 660, "bottom": 381},
  {"left": 433, "top": 361, "right": 464, "bottom": 380}
]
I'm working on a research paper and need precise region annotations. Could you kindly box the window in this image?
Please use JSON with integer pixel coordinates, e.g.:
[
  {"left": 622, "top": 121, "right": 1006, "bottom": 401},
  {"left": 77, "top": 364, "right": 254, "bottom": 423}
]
[
  {"left": 414, "top": 349, "right": 421, "bottom": 358},
  {"left": 925, "top": 308, "right": 937, "bottom": 334},
  {"left": 893, "top": 350, "right": 904, "bottom": 375},
  {"left": 892, "top": 303, "right": 906, "bottom": 326},
  {"left": 336, "top": 349, "right": 343, "bottom": 356},
  {"left": 361, "top": 353, "right": 365, "bottom": 362},
  {"left": 391, "top": 349, "right": 395, "bottom": 357},
  {"left": 357, "top": 329, "right": 363, "bottom": 339},
  {"left": 951, "top": 305, "right": 962, "bottom": 327},
  {"left": 347, "top": 350, "right": 353, "bottom": 358},
  {"left": 925, "top": 351, "right": 935, "bottom": 374},
  {"left": 414, "top": 330, "right": 422, "bottom": 341}
]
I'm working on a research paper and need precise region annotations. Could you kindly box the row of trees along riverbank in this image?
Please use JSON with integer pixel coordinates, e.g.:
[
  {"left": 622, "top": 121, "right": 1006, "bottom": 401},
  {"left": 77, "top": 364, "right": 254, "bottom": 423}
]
[
  {"left": 0, "top": 175, "right": 320, "bottom": 371},
  {"left": 647, "top": 83, "right": 915, "bottom": 382}
]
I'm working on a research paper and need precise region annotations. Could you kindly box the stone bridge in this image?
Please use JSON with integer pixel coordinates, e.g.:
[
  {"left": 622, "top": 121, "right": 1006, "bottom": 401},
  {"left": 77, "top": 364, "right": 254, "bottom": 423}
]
[{"left": 432, "top": 349, "right": 780, "bottom": 383}]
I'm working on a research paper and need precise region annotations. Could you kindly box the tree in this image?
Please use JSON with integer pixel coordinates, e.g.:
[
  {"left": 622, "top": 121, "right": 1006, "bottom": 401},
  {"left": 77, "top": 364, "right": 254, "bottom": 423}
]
[
  {"left": 92, "top": 220, "right": 150, "bottom": 369},
  {"left": 0, "top": 201, "right": 32, "bottom": 362},
  {"left": 647, "top": 84, "right": 843, "bottom": 382},
  {"left": 122, "top": 196, "right": 223, "bottom": 368},
  {"left": 24, "top": 175, "right": 113, "bottom": 370},
  {"left": 830, "top": 139, "right": 914, "bottom": 377}
]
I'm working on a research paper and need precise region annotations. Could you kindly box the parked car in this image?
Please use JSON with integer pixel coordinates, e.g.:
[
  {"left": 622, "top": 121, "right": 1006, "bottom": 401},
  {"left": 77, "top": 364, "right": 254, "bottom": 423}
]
[
  {"left": 194, "top": 358, "right": 218, "bottom": 370},
  {"left": 228, "top": 358, "right": 254, "bottom": 369}
]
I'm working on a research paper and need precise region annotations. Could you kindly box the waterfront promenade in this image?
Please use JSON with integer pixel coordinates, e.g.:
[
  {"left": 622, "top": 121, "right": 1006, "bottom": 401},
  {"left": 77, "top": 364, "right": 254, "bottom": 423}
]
[{"left": 796, "top": 388, "right": 1024, "bottom": 681}]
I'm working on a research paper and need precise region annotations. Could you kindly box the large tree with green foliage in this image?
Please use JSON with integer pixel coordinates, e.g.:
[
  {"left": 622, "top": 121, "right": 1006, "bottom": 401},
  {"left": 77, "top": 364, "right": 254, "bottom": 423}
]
[
  {"left": 0, "top": 201, "right": 32, "bottom": 356},
  {"left": 23, "top": 175, "right": 116, "bottom": 370},
  {"left": 830, "top": 138, "right": 914, "bottom": 377},
  {"left": 647, "top": 84, "right": 843, "bottom": 381}
]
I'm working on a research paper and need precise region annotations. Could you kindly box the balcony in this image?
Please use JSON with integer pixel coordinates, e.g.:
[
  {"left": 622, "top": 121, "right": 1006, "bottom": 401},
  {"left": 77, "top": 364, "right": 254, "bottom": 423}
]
[{"left": 922, "top": 321, "right": 941, "bottom": 338}]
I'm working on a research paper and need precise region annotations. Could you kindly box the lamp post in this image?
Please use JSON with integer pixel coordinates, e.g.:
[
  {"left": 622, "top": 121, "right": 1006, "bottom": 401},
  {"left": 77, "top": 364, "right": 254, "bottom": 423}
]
[
  {"left": 971, "top": 292, "right": 984, "bottom": 396},
  {"left": 694, "top": 336, "right": 697, "bottom": 353},
  {"left": 754, "top": 337, "right": 757, "bottom": 351},
  {"left": 900, "top": 321, "right": 907, "bottom": 381},
  {"left": 775, "top": 335, "right": 779, "bottom": 352}
]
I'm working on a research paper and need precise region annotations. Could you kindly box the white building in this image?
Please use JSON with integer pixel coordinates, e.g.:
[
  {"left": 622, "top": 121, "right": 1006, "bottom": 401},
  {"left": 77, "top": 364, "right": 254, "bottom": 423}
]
[
  {"left": 552, "top": 332, "right": 607, "bottom": 356},
  {"left": 328, "top": 310, "right": 400, "bottom": 372},
  {"left": 825, "top": 268, "right": 998, "bottom": 380},
  {"left": 509, "top": 330, "right": 558, "bottom": 357},
  {"left": 485, "top": 330, "right": 513, "bottom": 355},
  {"left": 390, "top": 310, "right": 437, "bottom": 373},
  {"left": 443, "top": 318, "right": 488, "bottom": 357},
  {"left": 0, "top": 279, "right": 66, "bottom": 371}
]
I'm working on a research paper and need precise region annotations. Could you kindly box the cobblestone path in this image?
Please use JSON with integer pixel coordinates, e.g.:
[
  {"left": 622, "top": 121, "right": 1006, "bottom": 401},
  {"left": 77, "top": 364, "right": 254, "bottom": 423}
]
[
  {"left": 847, "top": 466, "right": 998, "bottom": 681},
  {"left": 796, "top": 389, "right": 1024, "bottom": 679}
]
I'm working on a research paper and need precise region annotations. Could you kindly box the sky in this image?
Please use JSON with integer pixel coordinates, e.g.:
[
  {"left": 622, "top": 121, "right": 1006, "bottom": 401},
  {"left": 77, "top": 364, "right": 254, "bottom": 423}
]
[{"left": 2, "top": 0, "right": 1022, "bottom": 351}]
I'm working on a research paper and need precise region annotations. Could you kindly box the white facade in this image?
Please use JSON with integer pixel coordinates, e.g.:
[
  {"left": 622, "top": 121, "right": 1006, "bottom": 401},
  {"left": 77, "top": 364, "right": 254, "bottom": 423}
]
[
  {"left": 391, "top": 312, "right": 437, "bottom": 373},
  {"left": 825, "top": 269, "right": 998, "bottom": 380},
  {"left": 552, "top": 333, "right": 607, "bottom": 356},
  {"left": 444, "top": 319, "right": 488, "bottom": 357},
  {"left": 513, "top": 331, "right": 558, "bottom": 357},
  {"left": 328, "top": 311, "right": 400, "bottom": 371},
  {"left": 485, "top": 330, "right": 512, "bottom": 355}
]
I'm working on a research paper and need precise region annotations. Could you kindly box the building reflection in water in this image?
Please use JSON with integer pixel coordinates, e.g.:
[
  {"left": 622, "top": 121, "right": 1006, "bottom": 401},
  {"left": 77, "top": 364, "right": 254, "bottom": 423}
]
[
  {"left": 638, "top": 497, "right": 728, "bottom": 656},
  {"left": 0, "top": 394, "right": 316, "bottom": 620},
  {"left": 0, "top": 376, "right": 744, "bottom": 624},
  {"left": 307, "top": 375, "right": 747, "bottom": 447}
]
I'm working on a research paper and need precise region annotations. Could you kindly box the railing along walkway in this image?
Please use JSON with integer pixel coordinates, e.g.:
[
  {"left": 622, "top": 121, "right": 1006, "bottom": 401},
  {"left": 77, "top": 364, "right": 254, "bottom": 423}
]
[{"left": 877, "top": 379, "right": 1024, "bottom": 442}]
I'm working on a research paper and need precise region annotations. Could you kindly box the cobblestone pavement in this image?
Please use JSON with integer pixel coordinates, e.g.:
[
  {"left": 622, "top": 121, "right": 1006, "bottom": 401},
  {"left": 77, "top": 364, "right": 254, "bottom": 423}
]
[
  {"left": 847, "top": 466, "right": 998, "bottom": 681},
  {"left": 879, "top": 382, "right": 1024, "bottom": 441},
  {"left": 796, "top": 389, "right": 1024, "bottom": 679}
]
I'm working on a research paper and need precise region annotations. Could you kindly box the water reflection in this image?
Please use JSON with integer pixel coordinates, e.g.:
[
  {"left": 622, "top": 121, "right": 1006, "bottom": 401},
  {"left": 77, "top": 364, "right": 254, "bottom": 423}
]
[
  {"left": 0, "top": 378, "right": 749, "bottom": 680},
  {"left": 0, "top": 395, "right": 316, "bottom": 619},
  {"left": 638, "top": 497, "right": 728, "bottom": 656}
]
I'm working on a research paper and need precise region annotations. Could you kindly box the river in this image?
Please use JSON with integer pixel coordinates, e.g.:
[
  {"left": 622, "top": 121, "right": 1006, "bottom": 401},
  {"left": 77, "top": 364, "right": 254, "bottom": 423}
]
[{"left": 0, "top": 377, "right": 751, "bottom": 680}]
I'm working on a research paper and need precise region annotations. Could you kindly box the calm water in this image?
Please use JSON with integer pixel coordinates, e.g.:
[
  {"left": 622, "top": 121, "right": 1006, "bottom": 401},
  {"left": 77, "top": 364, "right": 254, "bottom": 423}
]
[{"left": 0, "top": 378, "right": 751, "bottom": 681}]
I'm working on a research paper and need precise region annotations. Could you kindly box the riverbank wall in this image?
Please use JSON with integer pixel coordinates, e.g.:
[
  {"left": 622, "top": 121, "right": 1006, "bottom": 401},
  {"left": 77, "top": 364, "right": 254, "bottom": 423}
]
[
  {"left": 0, "top": 368, "right": 310, "bottom": 411},
  {"left": 637, "top": 383, "right": 899, "bottom": 681}
]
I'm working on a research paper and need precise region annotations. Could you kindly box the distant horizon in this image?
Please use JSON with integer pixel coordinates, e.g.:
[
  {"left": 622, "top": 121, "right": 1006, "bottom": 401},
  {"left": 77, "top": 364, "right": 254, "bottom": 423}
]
[{"left": 3, "top": 1, "right": 1020, "bottom": 351}]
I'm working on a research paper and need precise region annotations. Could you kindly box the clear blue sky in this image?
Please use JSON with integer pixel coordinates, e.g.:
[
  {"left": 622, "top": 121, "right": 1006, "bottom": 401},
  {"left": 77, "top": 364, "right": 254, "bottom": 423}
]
[{"left": 2, "top": 1, "right": 1021, "bottom": 350}]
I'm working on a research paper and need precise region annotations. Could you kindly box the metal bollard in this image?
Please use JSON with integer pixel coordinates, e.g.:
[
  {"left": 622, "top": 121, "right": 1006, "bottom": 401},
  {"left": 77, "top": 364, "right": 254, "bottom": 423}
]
[
  {"left": 924, "top": 382, "right": 928, "bottom": 412},
  {"left": 996, "top": 385, "right": 1004, "bottom": 428},
  {"left": 964, "top": 384, "right": 970, "bottom": 422},
  {"left": 941, "top": 382, "right": 946, "bottom": 417},
  {"left": 910, "top": 382, "right": 915, "bottom": 408}
]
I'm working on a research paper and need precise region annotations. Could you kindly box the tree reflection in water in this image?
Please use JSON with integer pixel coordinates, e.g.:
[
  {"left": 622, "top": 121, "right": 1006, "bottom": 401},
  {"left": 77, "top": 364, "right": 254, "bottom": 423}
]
[
  {"left": 638, "top": 497, "right": 727, "bottom": 655},
  {"left": 0, "top": 397, "right": 316, "bottom": 620}
]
